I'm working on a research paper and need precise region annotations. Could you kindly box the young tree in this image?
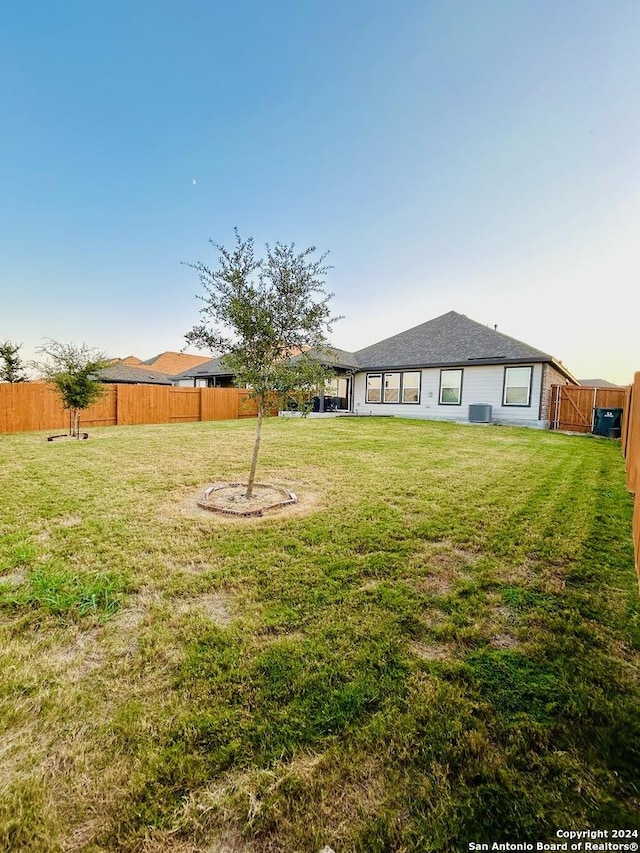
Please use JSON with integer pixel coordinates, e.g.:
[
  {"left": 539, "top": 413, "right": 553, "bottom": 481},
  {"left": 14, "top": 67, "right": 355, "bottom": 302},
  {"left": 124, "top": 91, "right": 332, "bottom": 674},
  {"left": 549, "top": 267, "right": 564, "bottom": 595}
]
[
  {"left": 33, "top": 340, "right": 109, "bottom": 438},
  {"left": 0, "top": 340, "right": 29, "bottom": 382},
  {"left": 185, "top": 230, "right": 340, "bottom": 498}
]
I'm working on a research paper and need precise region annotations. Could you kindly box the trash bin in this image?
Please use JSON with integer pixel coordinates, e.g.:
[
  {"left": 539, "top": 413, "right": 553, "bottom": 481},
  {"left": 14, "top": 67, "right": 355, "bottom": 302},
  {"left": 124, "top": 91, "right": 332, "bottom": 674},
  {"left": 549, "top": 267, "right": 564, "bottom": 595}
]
[{"left": 592, "top": 407, "right": 623, "bottom": 437}]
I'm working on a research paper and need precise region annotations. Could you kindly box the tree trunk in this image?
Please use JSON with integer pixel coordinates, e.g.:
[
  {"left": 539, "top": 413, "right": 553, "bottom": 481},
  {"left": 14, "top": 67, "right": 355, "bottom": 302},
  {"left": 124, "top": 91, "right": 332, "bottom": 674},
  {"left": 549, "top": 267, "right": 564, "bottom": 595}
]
[{"left": 246, "top": 402, "right": 263, "bottom": 499}]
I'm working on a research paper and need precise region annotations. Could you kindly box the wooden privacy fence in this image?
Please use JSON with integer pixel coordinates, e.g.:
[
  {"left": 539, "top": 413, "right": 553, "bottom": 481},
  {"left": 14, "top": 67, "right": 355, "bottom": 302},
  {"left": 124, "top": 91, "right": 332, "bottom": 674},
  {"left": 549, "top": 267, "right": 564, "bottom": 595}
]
[
  {"left": 549, "top": 385, "right": 626, "bottom": 433},
  {"left": 621, "top": 373, "right": 640, "bottom": 589},
  {"left": 0, "top": 383, "right": 262, "bottom": 434}
]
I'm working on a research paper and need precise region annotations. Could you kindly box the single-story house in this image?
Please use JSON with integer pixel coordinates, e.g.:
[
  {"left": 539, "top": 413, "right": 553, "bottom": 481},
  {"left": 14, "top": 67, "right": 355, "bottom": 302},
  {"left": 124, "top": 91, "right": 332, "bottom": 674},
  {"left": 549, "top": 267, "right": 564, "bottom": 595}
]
[
  {"left": 109, "top": 352, "right": 210, "bottom": 375},
  {"left": 138, "top": 351, "right": 211, "bottom": 375},
  {"left": 173, "top": 311, "right": 579, "bottom": 428},
  {"left": 101, "top": 351, "right": 212, "bottom": 386},
  {"left": 173, "top": 357, "right": 237, "bottom": 388},
  {"left": 173, "top": 348, "right": 314, "bottom": 389},
  {"left": 97, "top": 364, "right": 175, "bottom": 386}
]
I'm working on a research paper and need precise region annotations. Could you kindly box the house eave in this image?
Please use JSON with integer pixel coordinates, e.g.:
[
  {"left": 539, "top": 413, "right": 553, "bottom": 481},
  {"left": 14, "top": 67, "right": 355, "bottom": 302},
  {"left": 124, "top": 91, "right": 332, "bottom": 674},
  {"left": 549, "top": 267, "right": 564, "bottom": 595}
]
[
  {"left": 357, "top": 356, "right": 552, "bottom": 373},
  {"left": 100, "top": 378, "right": 172, "bottom": 386},
  {"left": 547, "top": 359, "right": 579, "bottom": 385},
  {"left": 177, "top": 372, "right": 234, "bottom": 380}
]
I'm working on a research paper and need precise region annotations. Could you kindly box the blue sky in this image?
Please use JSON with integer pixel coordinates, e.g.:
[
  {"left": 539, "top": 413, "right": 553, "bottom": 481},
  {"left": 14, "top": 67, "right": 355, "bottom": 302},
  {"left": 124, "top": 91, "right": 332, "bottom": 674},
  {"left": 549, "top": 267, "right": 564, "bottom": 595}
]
[{"left": 2, "top": 0, "right": 639, "bottom": 383}]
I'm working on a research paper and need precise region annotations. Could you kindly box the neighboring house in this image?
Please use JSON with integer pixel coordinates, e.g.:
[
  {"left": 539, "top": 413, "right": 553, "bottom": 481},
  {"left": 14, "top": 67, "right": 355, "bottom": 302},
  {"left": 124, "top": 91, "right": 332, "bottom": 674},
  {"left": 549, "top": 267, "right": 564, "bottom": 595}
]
[
  {"left": 173, "top": 311, "right": 579, "bottom": 428},
  {"left": 578, "top": 378, "right": 624, "bottom": 389},
  {"left": 97, "top": 364, "right": 174, "bottom": 386},
  {"left": 173, "top": 357, "right": 236, "bottom": 388},
  {"left": 109, "top": 352, "right": 210, "bottom": 375},
  {"left": 173, "top": 348, "right": 313, "bottom": 388},
  {"left": 139, "top": 351, "right": 211, "bottom": 375}
]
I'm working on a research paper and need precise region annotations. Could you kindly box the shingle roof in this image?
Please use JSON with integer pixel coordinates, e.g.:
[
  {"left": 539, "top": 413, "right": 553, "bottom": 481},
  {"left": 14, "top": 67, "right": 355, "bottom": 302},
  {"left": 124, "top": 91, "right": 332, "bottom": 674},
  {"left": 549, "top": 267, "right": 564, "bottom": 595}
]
[
  {"left": 97, "top": 365, "right": 174, "bottom": 385},
  {"left": 170, "top": 311, "right": 576, "bottom": 382},
  {"left": 354, "top": 311, "right": 557, "bottom": 370},
  {"left": 172, "top": 357, "right": 234, "bottom": 380},
  {"left": 140, "top": 351, "right": 211, "bottom": 375},
  {"left": 578, "top": 378, "right": 624, "bottom": 388},
  {"left": 178, "top": 347, "right": 362, "bottom": 378},
  {"left": 291, "top": 346, "right": 360, "bottom": 370}
]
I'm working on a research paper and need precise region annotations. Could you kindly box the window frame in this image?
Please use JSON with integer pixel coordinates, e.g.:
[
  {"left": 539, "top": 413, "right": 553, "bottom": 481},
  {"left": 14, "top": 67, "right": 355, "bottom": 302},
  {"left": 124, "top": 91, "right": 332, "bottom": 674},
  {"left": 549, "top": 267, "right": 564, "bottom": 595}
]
[
  {"left": 365, "top": 373, "right": 382, "bottom": 404},
  {"left": 438, "top": 369, "right": 463, "bottom": 406},
  {"left": 365, "top": 371, "right": 422, "bottom": 405},
  {"left": 383, "top": 372, "right": 401, "bottom": 403},
  {"left": 502, "top": 365, "right": 533, "bottom": 407},
  {"left": 402, "top": 371, "right": 421, "bottom": 404}
]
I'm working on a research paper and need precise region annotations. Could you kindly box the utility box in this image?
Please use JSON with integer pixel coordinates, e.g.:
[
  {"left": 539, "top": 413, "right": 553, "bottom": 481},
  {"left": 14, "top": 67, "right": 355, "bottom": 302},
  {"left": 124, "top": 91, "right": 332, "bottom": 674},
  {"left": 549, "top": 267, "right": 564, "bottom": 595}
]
[
  {"left": 592, "top": 407, "right": 623, "bottom": 438},
  {"left": 469, "top": 404, "right": 492, "bottom": 423}
]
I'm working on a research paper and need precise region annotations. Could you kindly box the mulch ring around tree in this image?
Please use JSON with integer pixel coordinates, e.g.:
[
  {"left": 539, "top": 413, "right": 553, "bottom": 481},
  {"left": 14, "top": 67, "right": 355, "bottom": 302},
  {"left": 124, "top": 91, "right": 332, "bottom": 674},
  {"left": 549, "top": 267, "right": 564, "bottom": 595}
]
[
  {"left": 46, "top": 433, "right": 89, "bottom": 441},
  {"left": 197, "top": 482, "right": 297, "bottom": 518}
]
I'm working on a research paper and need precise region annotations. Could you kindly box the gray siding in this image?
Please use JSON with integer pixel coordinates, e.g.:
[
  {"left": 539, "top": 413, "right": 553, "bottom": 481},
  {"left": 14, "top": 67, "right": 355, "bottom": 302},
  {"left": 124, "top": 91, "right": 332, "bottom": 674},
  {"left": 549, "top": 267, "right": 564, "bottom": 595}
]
[{"left": 353, "top": 363, "right": 547, "bottom": 428}]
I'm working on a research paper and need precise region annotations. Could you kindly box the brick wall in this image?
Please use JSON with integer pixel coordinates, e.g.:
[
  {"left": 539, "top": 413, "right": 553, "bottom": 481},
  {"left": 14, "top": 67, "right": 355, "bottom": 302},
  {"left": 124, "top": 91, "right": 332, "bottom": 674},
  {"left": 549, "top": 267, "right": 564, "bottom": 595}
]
[{"left": 540, "top": 364, "right": 574, "bottom": 423}]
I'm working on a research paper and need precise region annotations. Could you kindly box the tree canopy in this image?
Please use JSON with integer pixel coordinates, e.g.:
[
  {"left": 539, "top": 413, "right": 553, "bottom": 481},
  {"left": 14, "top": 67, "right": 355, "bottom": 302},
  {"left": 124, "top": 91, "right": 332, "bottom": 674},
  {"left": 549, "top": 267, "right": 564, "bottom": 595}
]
[
  {"left": 0, "top": 340, "right": 29, "bottom": 383},
  {"left": 186, "top": 230, "right": 341, "bottom": 496},
  {"left": 34, "top": 340, "right": 109, "bottom": 437}
]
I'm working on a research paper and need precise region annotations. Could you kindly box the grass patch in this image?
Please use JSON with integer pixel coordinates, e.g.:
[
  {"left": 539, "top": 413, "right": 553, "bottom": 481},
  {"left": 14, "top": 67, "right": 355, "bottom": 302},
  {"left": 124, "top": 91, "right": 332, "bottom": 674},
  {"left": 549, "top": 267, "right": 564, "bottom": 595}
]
[
  {"left": 0, "top": 531, "right": 37, "bottom": 572},
  {"left": 1, "top": 563, "right": 123, "bottom": 620},
  {"left": 0, "top": 418, "right": 638, "bottom": 850}
]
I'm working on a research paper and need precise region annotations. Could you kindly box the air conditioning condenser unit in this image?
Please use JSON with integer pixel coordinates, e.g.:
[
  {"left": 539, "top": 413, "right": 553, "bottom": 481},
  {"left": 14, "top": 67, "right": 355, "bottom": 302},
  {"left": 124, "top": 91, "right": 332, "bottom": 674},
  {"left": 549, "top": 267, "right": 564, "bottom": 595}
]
[{"left": 469, "top": 404, "right": 492, "bottom": 423}]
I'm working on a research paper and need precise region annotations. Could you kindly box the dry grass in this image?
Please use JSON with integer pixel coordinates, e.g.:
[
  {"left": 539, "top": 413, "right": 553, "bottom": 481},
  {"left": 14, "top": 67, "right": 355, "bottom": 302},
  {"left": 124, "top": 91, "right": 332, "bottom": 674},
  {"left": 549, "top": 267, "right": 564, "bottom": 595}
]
[{"left": 0, "top": 417, "right": 638, "bottom": 850}]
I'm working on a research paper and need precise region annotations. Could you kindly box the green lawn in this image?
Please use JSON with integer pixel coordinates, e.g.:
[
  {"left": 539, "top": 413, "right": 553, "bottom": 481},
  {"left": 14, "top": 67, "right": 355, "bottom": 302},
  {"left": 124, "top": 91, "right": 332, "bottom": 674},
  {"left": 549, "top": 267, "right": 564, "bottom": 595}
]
[{"left": 0, "top": 417, "right": 638, "bottom": 852}]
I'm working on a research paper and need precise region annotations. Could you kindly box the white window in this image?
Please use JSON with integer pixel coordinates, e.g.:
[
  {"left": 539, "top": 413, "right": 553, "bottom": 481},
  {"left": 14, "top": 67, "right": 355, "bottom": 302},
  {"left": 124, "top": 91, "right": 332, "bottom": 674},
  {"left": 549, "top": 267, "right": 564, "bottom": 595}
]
[
  {"left": 439, "top": 369, "right": 463, "bottom": 405},
  {"left": 402, "top": 371, "right": 421, "bottom": 403},
  {"left": 367, "top": 371, "right": 422, "bottom": 404},
  {"left": 383, "top": 373, "right": 401, "bottom": 403},
  {"left": 503, "top": 366, "right": 532, "bottom": 406},
  {"left": 366, "top": 374, "right": 382, "bottom": 403}
]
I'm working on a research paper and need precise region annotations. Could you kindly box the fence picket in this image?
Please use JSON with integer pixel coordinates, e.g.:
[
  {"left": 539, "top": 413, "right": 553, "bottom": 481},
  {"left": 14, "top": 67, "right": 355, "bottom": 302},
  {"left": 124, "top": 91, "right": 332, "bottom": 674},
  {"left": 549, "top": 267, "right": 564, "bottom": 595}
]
[
  {"left": 0, "top": 383, "right": 259, "bottom": 433},
  {"left": 549, "top": 385, "right": 626, "bottom": 433}
]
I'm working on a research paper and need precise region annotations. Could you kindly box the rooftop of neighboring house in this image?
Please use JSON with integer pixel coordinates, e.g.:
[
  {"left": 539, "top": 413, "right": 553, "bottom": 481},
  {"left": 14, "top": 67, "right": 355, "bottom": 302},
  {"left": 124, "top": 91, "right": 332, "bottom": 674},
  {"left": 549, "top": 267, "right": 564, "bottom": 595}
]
[
  {"left": 140, "top": 351, "right": 211, "bottom": 374},
  {"left": 172, "top": 357, "right": 234, "bottom": 380},
  {"left": 97, "top": 364, "right": 174, "bottom": 385},
  {"left": 109, "top": 351, "right": 211, "bottom": 375},
  {"left": 578, "top": 378, "right": 625, "bottom": 388}
]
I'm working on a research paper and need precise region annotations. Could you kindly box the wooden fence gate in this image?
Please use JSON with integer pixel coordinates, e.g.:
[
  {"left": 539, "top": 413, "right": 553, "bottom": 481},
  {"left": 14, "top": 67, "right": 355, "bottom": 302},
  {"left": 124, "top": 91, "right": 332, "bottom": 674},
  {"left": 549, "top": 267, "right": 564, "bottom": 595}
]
[{"left": 549, "top": 385, "right": 626, "bottom": 433}]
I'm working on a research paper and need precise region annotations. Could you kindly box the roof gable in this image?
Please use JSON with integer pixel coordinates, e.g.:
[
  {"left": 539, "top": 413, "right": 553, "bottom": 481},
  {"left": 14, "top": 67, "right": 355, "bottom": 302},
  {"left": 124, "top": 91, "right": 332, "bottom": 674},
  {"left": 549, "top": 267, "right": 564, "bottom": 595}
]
[
  {"left": 141, "top": 351, "right": 211, "bottom": 375},
  {"left": 172, "top": 357, "right": 233, "bottom": 379},
  {"left": 97, "top": 364, "right": 174, "bottom": 385},
  {"left": 354, "top": 311, "right": 552, "bottom": 369},
  {"left": 578, "top": 378, "right": 623, "bottom": 388},
  {"left": 165, "top": 311, "right": 577, "bottom": 383}
]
